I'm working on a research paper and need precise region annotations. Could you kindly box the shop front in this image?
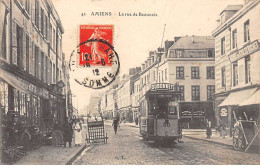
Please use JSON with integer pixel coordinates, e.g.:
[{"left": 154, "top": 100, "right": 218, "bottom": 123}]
[
  {"left": 217, "top": 87, "right": 260, "bottom": 137},
  {"left": 179, "top": 102, "right": 214, "bottom": 129}
]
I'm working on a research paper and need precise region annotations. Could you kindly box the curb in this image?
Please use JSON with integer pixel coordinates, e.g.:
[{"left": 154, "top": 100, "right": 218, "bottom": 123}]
[
  {"left": 183, "top": 135, "right": 233, "bottom": 148},
  {"left": 63, "top": 144, "right": 88, "bottom": 165}
]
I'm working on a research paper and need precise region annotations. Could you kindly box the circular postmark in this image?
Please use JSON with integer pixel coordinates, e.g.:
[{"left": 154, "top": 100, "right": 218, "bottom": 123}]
[{"left": 69, "top": 38, "right": 120, "bottom": 89}]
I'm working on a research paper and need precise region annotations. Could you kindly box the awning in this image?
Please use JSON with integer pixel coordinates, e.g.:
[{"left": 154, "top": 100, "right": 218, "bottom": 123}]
[
  {"left": 0, "top": 69, "right": 30, "bottom": 94},
  {"left": 218, "top": 88, "right": 257, "bottom": 107},
  {"left": 239, "top": 89, "right": 260, "bottom": 106}
]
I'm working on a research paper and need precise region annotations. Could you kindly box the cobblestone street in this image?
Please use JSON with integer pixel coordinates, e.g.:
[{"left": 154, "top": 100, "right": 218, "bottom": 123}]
[{"left": 73, "top": 122, "right": 260, "bottom": 165}]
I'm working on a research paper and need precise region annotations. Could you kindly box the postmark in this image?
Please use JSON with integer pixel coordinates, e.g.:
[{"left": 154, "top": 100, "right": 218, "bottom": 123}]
[{"left": 69, "top": 25, "right": 120, "bottom": 89}]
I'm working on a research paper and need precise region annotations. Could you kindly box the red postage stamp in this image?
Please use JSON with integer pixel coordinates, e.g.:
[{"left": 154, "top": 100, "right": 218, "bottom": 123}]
[{"left": 79, "top": 25, "right": 113, "bottom": 66}]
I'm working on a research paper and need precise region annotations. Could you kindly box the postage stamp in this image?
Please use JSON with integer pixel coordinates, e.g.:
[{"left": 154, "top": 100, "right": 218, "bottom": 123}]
[{"left": 69, "top": 25, "right": 120, "bottom": 89}]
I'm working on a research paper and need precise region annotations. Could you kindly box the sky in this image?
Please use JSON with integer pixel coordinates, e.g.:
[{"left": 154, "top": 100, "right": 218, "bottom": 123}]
[{"left": 52, "top": 0, "right": 243, "bottom": 113}]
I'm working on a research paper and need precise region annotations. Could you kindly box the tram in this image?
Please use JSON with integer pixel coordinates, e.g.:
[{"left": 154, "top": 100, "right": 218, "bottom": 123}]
[{"left": 139, "top": 83, "right": 183, "bottom": 144}]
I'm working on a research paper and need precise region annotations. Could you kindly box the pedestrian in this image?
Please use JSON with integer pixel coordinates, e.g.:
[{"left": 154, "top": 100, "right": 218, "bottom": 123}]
[
  {"left": 52, "top": 120, "right": 64, "bottom": 146},
  {"left": 112, "top": 117, "right": 119, "bottom": 134},
  {"left": 135, "top": 117, "right": 138, "bottom": 125},
  {"left": 63, "top": 117, "right": 73, "bottom": 147},
  {"left": 206, "top": 119, "right": 212, "bottom": 139},
  {"left": 73, "top": 119, "right": 82, "bottom": 146},
  {"left": 219, "top": 119, "right": 226, "bottom": 138},
  {"left": 22, "top": 128, "right": 31, "bottom": 154}
]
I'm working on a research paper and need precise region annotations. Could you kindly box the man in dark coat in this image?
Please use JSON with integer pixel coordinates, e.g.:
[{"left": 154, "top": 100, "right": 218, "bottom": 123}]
[
  {"left": 63, "top": 117, "right": 73, "bottom": 147},
  {"left": 112, "top": 117, "right": 119, "bottom": 134}
]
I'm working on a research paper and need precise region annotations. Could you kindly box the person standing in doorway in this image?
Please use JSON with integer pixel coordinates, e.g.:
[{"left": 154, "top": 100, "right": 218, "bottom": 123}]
[
  {"left": 63, "top": 117, "right": 73, "bottom": 147},
  {"left": 112, "top": 117, "right": 119, "bottom": 134}
]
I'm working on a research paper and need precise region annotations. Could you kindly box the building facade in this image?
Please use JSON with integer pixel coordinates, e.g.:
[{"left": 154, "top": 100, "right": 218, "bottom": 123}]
[
  {"left": 212, "top": 0, "right": 260, "bottom": 136},
  {"left": 0, "top": 0, "right": 69, "bottom": 137},
  {"left": 164, "top": 36, "right": 216, "bottom": 128}
]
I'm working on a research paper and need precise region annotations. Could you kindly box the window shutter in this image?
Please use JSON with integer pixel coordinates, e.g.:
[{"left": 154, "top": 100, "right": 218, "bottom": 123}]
[
  {"left": 29, "top": 39, "right": 33, "bottom": 74},
  {"left": 32, "top": 43, "right": 35, "bottom": 76},
  {"left": 38, "top": 50, "right": 41, "bottom": 79},
  {"left": 31, "top": 0, "right": 35, "bottom": 24},
  {"left": 39, "top": 8, "right": 41, "bottom": 32},
  {"left": 12, "top": 21, "right": 17, "bottom": 65},
  {"left": 23, "top": 31, "right": 26, "bottom": 71}
]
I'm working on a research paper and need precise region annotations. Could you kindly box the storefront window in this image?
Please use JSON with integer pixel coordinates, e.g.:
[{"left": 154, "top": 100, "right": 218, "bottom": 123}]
[{"left": 0, "top": 81, "right": 8, "bottom": 114}]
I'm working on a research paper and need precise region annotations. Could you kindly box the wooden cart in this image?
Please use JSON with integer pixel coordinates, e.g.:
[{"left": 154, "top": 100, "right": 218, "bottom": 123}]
[
  {"left": 86, "top": 119, "right": 108, "bottom": 144},
  {"left": 232, "top": 111, "right": 260, "bottom": 152}
]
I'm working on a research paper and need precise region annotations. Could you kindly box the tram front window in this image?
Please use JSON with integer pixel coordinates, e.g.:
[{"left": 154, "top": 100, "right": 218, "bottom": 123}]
[{"left": 157, "top": 99, "right": 168, "bottom": 118}]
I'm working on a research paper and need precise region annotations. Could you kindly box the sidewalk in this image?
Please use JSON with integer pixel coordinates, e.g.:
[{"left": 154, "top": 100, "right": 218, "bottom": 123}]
[
  {"left": 14, "top": 143, "right": 87, "bottom": 165},
  {"left": 182, "top": 129, "right": 233, "bottom": 147}
]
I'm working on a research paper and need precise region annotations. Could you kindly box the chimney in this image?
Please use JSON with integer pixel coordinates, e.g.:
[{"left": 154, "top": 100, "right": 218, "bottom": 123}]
[
  {"left": 174, "top": 36, "right": 182, "bottom": 42},
  {"left": 165, "top": 40, "right": 174, "bottom": 51}
]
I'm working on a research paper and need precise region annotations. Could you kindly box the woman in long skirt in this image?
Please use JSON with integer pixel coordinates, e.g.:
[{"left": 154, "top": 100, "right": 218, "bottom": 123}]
[{"left": 73, "top": 119, "right": 82, "bottom": 146}]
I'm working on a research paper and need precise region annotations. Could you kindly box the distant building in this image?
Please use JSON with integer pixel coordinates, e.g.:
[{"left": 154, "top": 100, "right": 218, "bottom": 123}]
[{"left": 212, "top": 0, "right": 260, "bottom": 136}]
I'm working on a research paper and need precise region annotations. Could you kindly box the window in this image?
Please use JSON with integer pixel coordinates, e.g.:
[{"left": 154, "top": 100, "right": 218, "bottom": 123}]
[
  {"left": 245, "top": 57, "right": 251, "bottom": 84},
  {"left": 45, "top": 15, "right": 48, "bottom": 40},
  {"left": 153, "top": 71, "right": 156, "bottom": 81},
  {"left": 35, "top": 46, "right": 39, "bottom": 78},
  {"left": 25, "top": 0, "right": 30, "bottom": 15},
  {"left": 0, "top": 81, "right": 9, "bottom": 114},
  {"left": 49, "top": 24, "right": 52, "bottom": 47},
  {"left": 165, "top": 69, "right": 167, "bottom": 81},
  {"left": 232, "top": 29, "right": 237, "bottom": 49},
  {"left": 48, "top": 60, "right": 52, "bottom": 84},
  {"left": 233, "top": 62, "right": 238, "bottom": 87},
  {"left": 162, "top": 71, "right": 164, "bottom": 82},
  {"left": 35, "top": 0, "right": 39, "bottom": 28},
  {"left": 221, "top": 67, "right": 226, "bottom": 88},
  {"left": 52, "top": 64, "right": 56, "bottom": 84},
  {"left": 26, "top": 35, "right": 29, "bottom": 71},
  {"left": 176, "top": 67, "right": 184, "bottom": 79},
  {"left": 176, "top": 50, "right": 183, "bottom": 58},
  {"left": 192, "top": 86, "right": 200, "bottom": 101},
  {"left": 208, "top": 50, "right": 214, "bottom": 58},
  {"left": 221, "top": 37, "right": 225, "bottom": 55},
  {"left": 41, "top": 52, "right": 44, "bottom": 81},
  {"left": 1, "top": 11, "right": 7, "bottom": 60},
  {"left": 207, "top": 66, "right": 215, "bottom": 79},
  {"left": 179, "top": 85, "right": 184, "bottom": 101},
  {"left": 53, "top": 29, "right": 56, "bottom": 50},
  {"left": 207, "top": 85, "right": 215, "bottom": 101},
  {"left": 16, "top": 25, "right": 24, "bottom": 69},
  {"left": 158, "top": 72, "right": 161, "bottom": 82},
  {"left": 191, "top": 67, "right": 199, "bottom": 79},
  {"left": 41, "top": 8, "right": 44, "bottom": 35},
  {"left": 244, "top": 20, "right": 250, "bottom": 43}
]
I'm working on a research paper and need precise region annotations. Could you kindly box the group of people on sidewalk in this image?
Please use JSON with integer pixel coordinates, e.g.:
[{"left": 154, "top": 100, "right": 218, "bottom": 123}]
[
  {"left": 52, "top": 117, "right": 83, "bottom": 147},
  {"left": 205, "top": 119, "right": 227, "bottom": 139}
]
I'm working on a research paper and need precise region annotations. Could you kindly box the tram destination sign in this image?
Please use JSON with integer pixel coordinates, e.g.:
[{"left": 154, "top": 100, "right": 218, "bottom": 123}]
[{"left": 151, "top": 83, "right": 174, "bottom": 90}]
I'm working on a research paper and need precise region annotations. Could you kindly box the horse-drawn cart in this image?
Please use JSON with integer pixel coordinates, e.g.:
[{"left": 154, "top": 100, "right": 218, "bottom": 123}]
[
  {"left": 86, "top": 118, "right": 108, "bottom": 144},
  {"left": 232, "top": 111, "right": 260, "bottom": 152}
]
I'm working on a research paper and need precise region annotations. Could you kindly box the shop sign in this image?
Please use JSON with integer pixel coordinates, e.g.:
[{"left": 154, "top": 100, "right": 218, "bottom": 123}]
[
  {"left": 229, "top": 40, "right": 259, "bottom": 62},
  {"left": 151, "top": 83, "right": 174, "bottom": 90},
  {"left": 220, "top": 108, "right": 228, "bottom": 117}
]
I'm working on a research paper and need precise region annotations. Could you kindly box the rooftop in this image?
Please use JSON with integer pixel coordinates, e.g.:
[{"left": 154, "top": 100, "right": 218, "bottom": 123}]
[
  {"left": 220, "top": 5, "right": 243, "bottom": 15},
  {"left": 168, "top": 36, "right": 215, "bottom": 50}
]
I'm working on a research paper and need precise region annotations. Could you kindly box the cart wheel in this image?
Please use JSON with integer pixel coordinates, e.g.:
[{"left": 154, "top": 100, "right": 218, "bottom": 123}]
[{"left": 233, "top": 127, "right": 246, "bottom": 151}]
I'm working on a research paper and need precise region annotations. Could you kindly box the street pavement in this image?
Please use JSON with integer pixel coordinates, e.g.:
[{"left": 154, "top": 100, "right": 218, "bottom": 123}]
[
  {"left": 14, "top": 124, "right": 88, "bottom": 165},
  {"left": 73, "top": 121, "right": 260, "bottom": 165}
]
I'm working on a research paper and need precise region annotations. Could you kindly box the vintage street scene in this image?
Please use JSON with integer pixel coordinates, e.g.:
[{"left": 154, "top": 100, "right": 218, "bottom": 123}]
[{"left": 0, "top": 0, "right": 260, "bottom": 165}]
